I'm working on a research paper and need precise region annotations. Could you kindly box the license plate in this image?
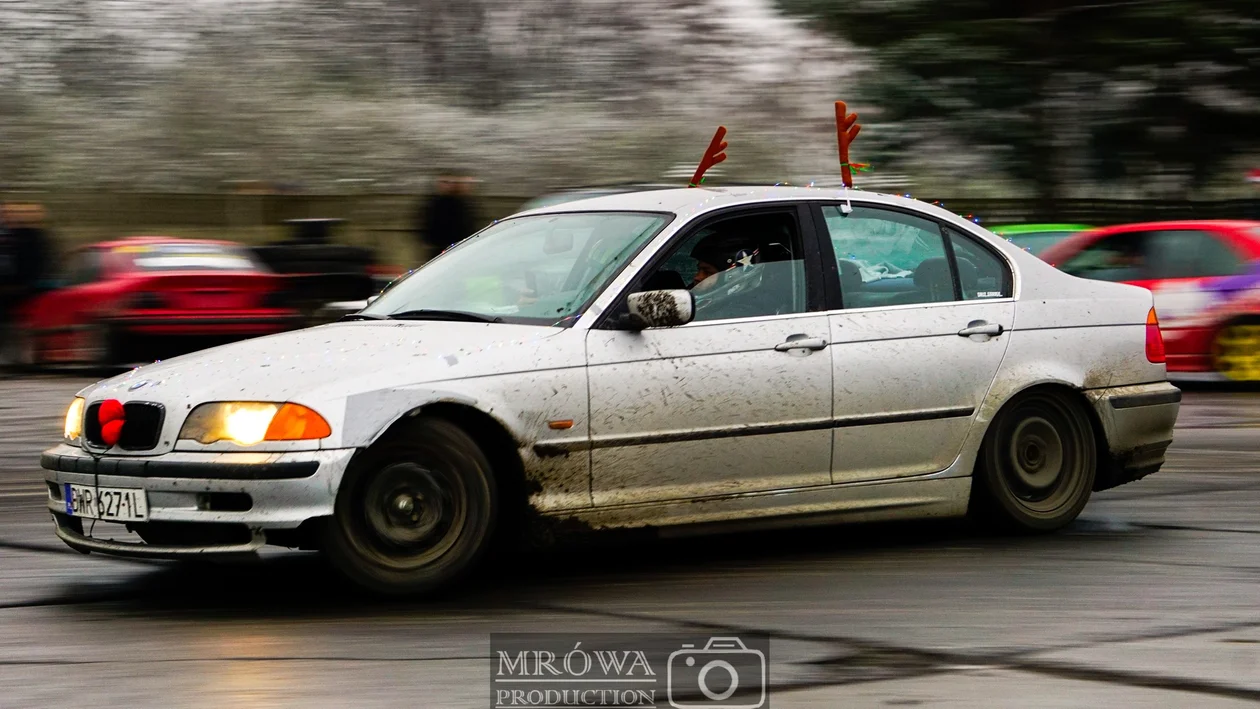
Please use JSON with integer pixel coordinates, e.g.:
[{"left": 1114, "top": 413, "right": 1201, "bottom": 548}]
[{"left": 64, "top": 484, "right": 148, "bottom": 522}]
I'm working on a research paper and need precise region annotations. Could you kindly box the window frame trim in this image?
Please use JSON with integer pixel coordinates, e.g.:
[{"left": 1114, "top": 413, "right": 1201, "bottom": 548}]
[{"left": 810, "top": 200, "right": 1015, "bottom": 312}]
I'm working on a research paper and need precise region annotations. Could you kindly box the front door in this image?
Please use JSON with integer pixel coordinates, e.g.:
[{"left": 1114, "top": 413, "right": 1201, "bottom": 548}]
[
  {"left": 585, "top": 205, "right": 834, "bottom": 506},
  {"left": 816, "top": 203, "right": 1014, "bottom": 483}
]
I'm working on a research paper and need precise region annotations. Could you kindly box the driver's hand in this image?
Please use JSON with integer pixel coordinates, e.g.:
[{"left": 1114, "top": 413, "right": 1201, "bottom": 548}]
[{"left": 691, "top": 276, "right": 719, "bottom": 294}]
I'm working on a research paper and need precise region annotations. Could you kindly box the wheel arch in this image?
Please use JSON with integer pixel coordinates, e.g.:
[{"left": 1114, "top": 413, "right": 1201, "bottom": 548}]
[
  {"left": 972, "top": 379, "right": 1109, "bottom": 490},
  {"left": 366, "top": 400, "right": 530, "bottom": 528}
]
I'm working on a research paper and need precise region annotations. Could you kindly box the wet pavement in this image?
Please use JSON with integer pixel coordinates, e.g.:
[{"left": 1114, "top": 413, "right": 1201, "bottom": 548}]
[{"left": 0, "top": 375, "right": 1258, "bottom": 707}]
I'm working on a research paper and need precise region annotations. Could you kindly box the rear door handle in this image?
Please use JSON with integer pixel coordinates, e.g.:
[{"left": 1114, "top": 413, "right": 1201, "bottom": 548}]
[
  {"left": 775, "top": 335, "right": 828, "bottom": 352},
  {"left": 958, "top": 320, "right": 1005, "bottom": 337}
]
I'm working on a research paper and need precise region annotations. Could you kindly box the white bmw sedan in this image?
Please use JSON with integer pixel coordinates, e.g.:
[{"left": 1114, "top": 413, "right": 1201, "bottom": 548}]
[{"left": 43, "top": 187, "right": 1181, "bottom": 594}]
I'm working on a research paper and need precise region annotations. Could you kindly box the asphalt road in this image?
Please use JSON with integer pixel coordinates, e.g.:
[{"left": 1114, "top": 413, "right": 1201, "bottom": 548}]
[{"left": 1, "top": 375, "right": 1258, "bottom": 708}]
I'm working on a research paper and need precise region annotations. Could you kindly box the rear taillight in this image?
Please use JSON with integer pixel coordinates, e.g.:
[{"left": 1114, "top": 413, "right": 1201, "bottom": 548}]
[{"left": 1145, "top": 307, "right": 1165, "bottom": 363}]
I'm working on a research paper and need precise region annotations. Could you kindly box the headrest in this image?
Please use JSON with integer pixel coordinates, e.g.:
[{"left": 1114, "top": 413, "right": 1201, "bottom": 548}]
[{"left": 643, "top": 269, "right": 687, "bottom": 292}]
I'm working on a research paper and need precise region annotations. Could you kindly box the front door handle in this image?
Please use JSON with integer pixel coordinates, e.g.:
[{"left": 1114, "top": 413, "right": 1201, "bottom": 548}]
[
  {"left": 958, "top": 320, "right": 1005, "bottom": 337},
  {"left": 775, "top": 335, "right": 829, "bottom": 352}
]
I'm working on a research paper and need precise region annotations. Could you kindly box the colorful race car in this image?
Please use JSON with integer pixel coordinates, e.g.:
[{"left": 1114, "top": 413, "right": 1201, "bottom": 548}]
[
  {"left": 1040, "top": 220, "right": 1260, "bottom": 381},
  {"left": 990, "top": 224, "right": 1092, "bottom": 257},
  {"left": 14, "top": 237, "right": 300, "bottom": 368}
]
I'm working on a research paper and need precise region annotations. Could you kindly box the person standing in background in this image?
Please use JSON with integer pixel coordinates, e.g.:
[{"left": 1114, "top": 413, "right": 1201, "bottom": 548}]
[
  {"left": 0, "top": 203, "right": 51, "bottom": 370},
  {"left": 414, "top": 172, "right": 478, "bottom": 266},
  {"left": 0, "top": 203, "right": 18, "bottom": 370}
]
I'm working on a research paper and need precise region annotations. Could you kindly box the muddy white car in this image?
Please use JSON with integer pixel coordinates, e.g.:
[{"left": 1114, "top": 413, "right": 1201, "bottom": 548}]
[{"left": 43, "top": 187, "right": 1180, "bottom": 594}]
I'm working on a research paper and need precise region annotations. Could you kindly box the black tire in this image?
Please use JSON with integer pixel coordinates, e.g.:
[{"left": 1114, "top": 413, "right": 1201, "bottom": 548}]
[
  {"left": 971, "top": 388, "right": 1096, "bottom": 532},
  {"left": 324, "top": 417, "right": 498, "bottom": 596}
]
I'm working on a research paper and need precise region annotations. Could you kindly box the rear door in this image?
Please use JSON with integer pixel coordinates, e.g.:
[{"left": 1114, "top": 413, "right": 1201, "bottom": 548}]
[{"left": 814, "top": 202, "right": 1015, "bottom": 484}]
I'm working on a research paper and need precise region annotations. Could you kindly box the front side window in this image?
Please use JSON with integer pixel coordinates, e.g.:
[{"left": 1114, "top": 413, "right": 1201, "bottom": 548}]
[
  {"left": 1058, "top": 232, "right": 1149, "bottom": 282},
  {"left": 821, "top": 205, "right": 954, "bottom": 308},
  {"left": 633, "top": 210, "right": 808, "bottom": 322},
  {"left": 362, "top": 211, "right": 670, "bottom": 325}
]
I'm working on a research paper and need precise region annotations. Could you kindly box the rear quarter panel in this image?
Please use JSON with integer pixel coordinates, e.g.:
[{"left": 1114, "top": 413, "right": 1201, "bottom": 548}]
[{"left": 987, "top": 246, "right": 1164, "bottom": 418}]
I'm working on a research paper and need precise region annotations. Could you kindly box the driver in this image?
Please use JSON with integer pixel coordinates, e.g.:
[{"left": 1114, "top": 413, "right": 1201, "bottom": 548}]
[{"left": 689, "top": 231, "right": 758, "bottom": 293}]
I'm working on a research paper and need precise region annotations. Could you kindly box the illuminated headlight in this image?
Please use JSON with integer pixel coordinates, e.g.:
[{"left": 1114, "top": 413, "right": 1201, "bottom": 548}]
[
  {"left": 178, "top": 402, "right": 331, "bottom": 446},
  {"left": 64, "top": 397, "right": 85, "bottom": 442}
]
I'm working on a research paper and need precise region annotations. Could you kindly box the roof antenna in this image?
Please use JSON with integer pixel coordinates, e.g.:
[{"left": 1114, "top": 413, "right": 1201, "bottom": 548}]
[
  {"left": 689, "top": 126, "right": 728, "bottom": 188},
  {"left": 835, "top": 101, "right": 865, "bottom": 213}
]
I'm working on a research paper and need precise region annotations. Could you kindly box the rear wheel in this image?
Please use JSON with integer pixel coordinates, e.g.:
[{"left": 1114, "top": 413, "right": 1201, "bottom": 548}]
[
  {"left": 324, "top": 417, "right": 497, "bottom": 596},
  {"left": 1212, "top": 318, "right": 1260, "bottom": 382},
  {"left": 972, "top": 389, "right": 1096, "bottom": 532}
]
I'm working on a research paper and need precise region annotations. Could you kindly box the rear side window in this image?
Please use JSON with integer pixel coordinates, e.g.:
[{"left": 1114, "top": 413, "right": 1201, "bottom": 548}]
[
  {"left": 947, "top": 230, "right": 1012, "bottom": 299},
  {"left": 1145, "top": 230, "right": 1244, "bottom": 278},
  {"left": 821, "top": 205, "right": 954, "bottom": 308}
]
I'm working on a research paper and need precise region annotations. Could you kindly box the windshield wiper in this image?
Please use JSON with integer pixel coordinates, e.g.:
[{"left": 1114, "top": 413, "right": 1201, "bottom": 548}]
[
  {"left": 340, "top": 313, "right": 389, "bottom": 321},
  {"left": 386, "top": 309, "right": 503, "bottom": 323}
]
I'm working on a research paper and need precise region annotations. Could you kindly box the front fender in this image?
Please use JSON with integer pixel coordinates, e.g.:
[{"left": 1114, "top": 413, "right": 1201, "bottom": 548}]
[{"left": 337, "top": 385, "right": 529, "bottom": 449}]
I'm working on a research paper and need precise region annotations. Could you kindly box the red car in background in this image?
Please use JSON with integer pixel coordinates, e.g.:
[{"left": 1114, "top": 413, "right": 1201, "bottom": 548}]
[
  {"left": 15, "top": 237, "right": 299, "bottom": 368},
  {"left": 1041, "top": 220, "right": 1260, "bottom": 381}
]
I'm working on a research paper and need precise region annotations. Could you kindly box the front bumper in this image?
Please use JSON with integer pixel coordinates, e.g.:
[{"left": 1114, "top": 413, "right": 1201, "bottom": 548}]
[
  {"left": 1085, "top": 381, "right": 1181, "bottom": 491},
  {"left": 42, "top": 444, "right": 357, "bottom": 557}
]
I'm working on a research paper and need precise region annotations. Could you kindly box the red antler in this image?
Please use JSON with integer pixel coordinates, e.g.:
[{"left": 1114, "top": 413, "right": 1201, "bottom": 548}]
[
  {"left": 835, "top": 101, "right": 864, "bottom": 188},
  {"left": 689, "top": 126, "right": 727, "bottom": 188}
]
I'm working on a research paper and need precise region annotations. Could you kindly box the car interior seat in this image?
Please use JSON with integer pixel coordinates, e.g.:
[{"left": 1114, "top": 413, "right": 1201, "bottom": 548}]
[
  {"left": 642, "top": 269, "right": 688, "bottom": 292},
  {"left": 837, "top": 259, "right": 865, "bottom": 308},
  {"left": 910, "top": 257, "right": 955, "bottom": 303},
  {"left": 955, "top": 257, "right": 979, "bottom": 297}
]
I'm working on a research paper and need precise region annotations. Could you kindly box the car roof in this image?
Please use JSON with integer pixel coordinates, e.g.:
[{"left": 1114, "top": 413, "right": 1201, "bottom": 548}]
[
  {"left": 513, "top": 185, "right": 977, "bottom": 224},
  {"left": 93, "top": 236, "right": 240, "bottom": 250},
  {"left": 1082, "top": 219, "right": 1260, "bottom": 235}
]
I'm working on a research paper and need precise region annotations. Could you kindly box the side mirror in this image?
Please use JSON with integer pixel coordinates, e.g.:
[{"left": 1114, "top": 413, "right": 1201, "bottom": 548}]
[
  {"left": 366, "top": 295, "right": 380, "bottom": 305},
  {"left": 625, "top": 289, "right": 694, "bottom": 330}
]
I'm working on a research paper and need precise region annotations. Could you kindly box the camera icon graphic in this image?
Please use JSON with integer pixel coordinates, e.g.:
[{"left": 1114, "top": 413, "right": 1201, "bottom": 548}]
[{"left": 667, "top": 637, "right": 767, "bottom": 708}]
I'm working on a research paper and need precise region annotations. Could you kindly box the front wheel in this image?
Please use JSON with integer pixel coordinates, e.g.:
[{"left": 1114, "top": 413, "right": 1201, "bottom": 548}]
[
  {"left": 971, "top": 389, "right": 1096, "bottom": 532},
  {"left": 324, "top": 417, "right": 498, "bottom": 596}
]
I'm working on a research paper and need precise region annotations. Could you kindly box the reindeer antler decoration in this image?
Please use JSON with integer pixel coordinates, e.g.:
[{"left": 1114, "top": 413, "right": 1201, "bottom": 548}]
[
  {"left": 689, "top": 126, "right": 728, "bottom": 188},
  {"left": 835, "top": 101, "right": 868, "bottom": 189}
]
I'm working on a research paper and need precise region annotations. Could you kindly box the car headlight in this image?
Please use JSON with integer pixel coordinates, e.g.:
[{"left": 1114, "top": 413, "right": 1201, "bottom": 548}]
[
  {"left": 178, "top": 402, "right": 332, "bottom": 446},
  {"left": 64, "top": 397, "right": 85, "bottom": 442}
]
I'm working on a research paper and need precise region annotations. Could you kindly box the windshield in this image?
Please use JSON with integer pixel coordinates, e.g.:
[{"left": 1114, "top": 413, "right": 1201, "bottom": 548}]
[
  {"left": 1006, "top": 231, "right": 1077, "bottom": 255},
  {"left": 361, "top": 211, "right": 671, "bottom": 325},
  {"left": 117, "top": 242, "right": 263, "bottom": 272},
  {"left": 518, "top": 191, "right": 616, "bottom": 212}
]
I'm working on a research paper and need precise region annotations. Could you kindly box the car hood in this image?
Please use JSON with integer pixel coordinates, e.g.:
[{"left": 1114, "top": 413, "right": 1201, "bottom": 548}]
[{"left": 82, "top": 321, "right": 567, "bottom": 406}]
